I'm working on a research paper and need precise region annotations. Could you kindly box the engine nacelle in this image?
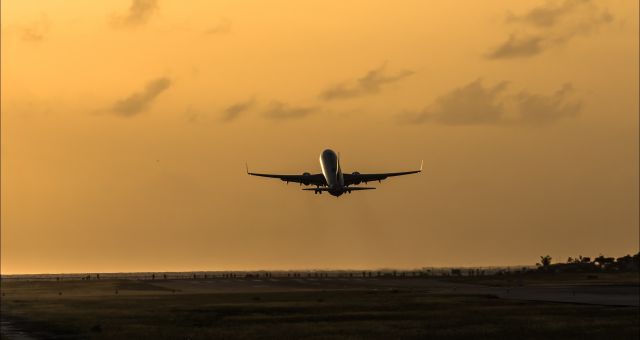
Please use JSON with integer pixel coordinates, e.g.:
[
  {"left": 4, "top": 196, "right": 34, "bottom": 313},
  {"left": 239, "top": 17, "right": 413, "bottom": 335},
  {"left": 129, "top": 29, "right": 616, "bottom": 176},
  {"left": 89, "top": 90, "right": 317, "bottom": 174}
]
[
  {"left": 301, "top": 172, "right": 311, "bottom": 186},
  {"left": 351, "top": 171, "right": 362, "bottom": 185}
]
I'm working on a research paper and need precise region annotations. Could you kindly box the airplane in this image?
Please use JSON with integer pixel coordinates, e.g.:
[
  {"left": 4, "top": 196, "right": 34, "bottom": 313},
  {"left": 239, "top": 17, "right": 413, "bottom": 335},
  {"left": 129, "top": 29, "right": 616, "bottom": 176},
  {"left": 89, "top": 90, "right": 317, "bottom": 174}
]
[{"left": 247, "top": 149, "right": 422, "bottom": 197}]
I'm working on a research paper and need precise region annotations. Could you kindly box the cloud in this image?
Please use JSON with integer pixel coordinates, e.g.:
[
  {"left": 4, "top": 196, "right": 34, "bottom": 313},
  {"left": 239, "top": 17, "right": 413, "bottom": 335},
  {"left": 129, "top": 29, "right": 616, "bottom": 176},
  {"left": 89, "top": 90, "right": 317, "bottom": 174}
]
[
  {"left": 263, "top": 101, "right": 318, "bottom": 121},
  {"left": 221, "top": 98, "right": 255, "bottom": 122},
  {"left": 400, "top": 79, "right": 581, "bottom": 126},
  {"left": 205, "top": 19, "right": 232, "bottom": 35},
  {"left": 184, "top": 106, "right": 202, "bottom": 123},
  {"left": 402, "top": 79, "right": 508, "bottom": 125},
  {"left": 487, "top": 35, "right": 544, "bottom": 59},
  {"left": 21, "top": 14, "right": 50, "bottom": 42},
  {"left": 488, "top": 0, "right": 613, "bottom": 59},
  {"left": 506, "top": 0, "right": 588, "bottom": 27},
  {"left": 112, "top": 77, "right": 172, "bottom": 117},
  {"left": 513, "top": 83, "right": 581, "bottom": 125},
  {"left": 112, "top": 0, "right": 158, "bottom": 28},
  {"left": 320, "top": 63, "right": 414, "bottom": 101}
]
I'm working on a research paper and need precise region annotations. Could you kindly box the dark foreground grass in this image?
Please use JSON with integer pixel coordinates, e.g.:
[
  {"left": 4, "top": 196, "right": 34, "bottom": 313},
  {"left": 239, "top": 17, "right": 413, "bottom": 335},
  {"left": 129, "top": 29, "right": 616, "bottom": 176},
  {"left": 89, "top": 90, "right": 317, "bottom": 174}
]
[
  {"left": 1, "top": 281, "right": 638, "bottom": 339},
  {"left": 439, "top": 271, "right": 640, "bottom": 287}
]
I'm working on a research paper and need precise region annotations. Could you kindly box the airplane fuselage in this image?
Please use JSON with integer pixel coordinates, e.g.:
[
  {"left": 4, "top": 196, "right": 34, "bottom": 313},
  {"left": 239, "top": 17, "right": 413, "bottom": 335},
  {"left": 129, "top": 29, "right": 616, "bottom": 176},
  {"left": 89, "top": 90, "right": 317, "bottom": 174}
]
[{"left": 319, "top": 149, "right": 345, "bottom": 196}]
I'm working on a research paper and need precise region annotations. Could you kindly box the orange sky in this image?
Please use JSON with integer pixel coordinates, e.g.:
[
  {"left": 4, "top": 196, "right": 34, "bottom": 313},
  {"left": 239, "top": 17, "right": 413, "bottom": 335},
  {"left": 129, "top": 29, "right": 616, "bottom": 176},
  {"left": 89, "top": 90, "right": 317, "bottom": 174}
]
[{"left": 1, "top": 0, "right": 638, "bottom": 274}]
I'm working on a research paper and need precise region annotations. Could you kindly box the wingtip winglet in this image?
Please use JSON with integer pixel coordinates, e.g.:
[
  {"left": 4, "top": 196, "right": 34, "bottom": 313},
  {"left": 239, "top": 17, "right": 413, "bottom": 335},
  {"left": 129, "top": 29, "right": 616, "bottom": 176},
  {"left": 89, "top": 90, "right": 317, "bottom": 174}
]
[
  {"left": 245, "top": 162, "right": 249, "bottom": 174},
  {"left": 420, "top": 160, "right": 423, "bottom": 171}
]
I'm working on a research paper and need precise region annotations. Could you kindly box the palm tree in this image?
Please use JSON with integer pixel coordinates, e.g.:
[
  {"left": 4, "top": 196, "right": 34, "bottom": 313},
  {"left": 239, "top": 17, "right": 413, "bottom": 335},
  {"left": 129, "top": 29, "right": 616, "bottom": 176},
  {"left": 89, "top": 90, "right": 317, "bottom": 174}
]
[{"left": 540, "top": 255, "right": 552, "bottom": 267}]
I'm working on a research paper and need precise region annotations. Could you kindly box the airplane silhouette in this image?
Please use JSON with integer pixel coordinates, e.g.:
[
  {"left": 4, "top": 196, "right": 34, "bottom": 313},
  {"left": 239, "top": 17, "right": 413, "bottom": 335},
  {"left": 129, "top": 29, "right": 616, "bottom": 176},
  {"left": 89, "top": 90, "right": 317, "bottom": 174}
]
[{"left": 247, "top": 149, "right": 422, "bottom": 197}]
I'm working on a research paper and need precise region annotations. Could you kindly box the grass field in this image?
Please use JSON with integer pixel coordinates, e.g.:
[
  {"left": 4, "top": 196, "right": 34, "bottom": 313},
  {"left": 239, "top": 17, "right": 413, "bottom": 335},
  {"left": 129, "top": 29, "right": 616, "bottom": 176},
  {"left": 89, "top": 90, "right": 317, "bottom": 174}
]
[
  {"left": 1, "top": 277, "right": 638, "bottom": 339},
  {"left": 439, "top": 271, "right": 640, "bottom": 287}
]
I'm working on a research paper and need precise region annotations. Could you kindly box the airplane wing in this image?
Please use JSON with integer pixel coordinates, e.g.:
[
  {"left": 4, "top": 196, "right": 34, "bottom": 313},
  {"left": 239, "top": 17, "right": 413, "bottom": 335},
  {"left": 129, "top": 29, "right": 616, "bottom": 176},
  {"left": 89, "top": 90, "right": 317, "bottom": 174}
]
[
  {"left": 246, "top": 164, "right": 326, "bottom": 186},
  {"left": 343, "top": 160, "right": 423, "bottom": 186}
]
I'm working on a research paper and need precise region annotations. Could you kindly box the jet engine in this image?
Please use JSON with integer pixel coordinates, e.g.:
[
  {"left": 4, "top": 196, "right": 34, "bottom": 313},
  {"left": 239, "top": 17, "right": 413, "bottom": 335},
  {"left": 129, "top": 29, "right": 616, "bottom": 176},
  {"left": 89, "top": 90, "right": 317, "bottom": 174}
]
[
  {"left": 351, "top": 171, "right": 361, "bottom": 185},
  {"left": 301, "top": 172, "right": 311, "bottom": 186}
]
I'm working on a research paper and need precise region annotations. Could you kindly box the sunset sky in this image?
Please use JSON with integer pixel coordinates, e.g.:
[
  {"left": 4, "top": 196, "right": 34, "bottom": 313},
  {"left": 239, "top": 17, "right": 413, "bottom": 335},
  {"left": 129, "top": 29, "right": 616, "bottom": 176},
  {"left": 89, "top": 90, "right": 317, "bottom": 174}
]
[{"left": 1, "top": 0, "right": 638, "bottom": 274}]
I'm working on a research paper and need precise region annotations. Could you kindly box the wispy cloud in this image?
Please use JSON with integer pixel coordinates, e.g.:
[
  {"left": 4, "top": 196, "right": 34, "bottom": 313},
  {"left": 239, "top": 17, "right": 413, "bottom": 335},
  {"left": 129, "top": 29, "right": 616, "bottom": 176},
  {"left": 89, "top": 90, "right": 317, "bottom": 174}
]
[
  {"left": 204, "top": 19, "right": 232, "bottom": 35},
  {"left": 488, "top": 0, "right": 613, "bottom": 59},
  {"left": 184, "top": 106, "right": 202, "bottom": 123},
  {"left": 320, "top": 63, "right": 414, "bottom": 101},
  {"left": 221, "top": 98, "right": 255, "bottom": 122},
  {"left": 21, "top": 14, "right": 50, "bottom": 42},
  {"left": 400, "top": 79, "right": 581, "bottom": 126},
  {"left": 263, "top": 101, "right": 319, "bottom": 121},
  {"left": 112, "top": 77, "right": 172, "bottom": 117},
  {"left": 512, "top": 83, "right": 581, "bottom": 125},
  {"left": 111, "top": 0, "right": 158, "bottom": 28},
  {"left": 507, "top": 0, "right": 587, "bottom": 27},
  {"left": 487, "top": 35, "right": 544, "bottom": 59}
]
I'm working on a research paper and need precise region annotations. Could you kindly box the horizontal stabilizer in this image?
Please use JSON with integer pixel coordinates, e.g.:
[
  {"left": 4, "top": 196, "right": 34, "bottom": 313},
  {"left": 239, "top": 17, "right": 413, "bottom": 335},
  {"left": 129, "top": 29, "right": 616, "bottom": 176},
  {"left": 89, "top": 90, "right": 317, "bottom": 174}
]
[{"left": 302, "top": 187, "right": 376, "bottom": 192}]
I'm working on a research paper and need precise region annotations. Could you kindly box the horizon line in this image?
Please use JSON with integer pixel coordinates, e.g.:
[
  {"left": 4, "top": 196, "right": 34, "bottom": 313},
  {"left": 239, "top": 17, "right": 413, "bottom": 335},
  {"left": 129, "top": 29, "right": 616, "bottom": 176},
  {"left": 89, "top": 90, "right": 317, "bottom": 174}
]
[{"left": 1, "top": 265, "right": 538, "bottom": 277}]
